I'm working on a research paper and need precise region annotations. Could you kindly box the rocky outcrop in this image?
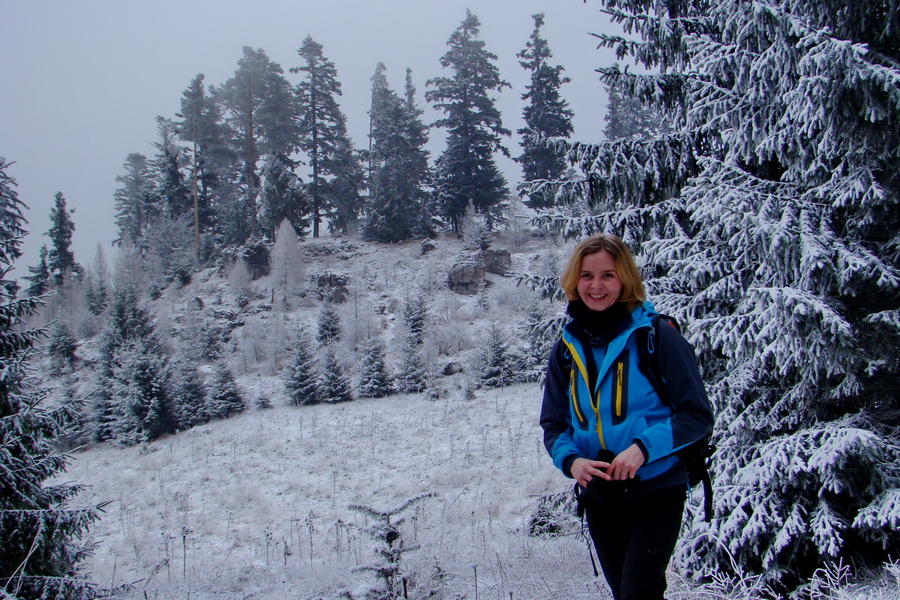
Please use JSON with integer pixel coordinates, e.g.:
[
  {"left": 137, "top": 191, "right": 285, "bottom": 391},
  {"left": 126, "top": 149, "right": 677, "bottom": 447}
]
[
  {"left": 447, "top": 248, "right": 511, "bottom": 295},
  {"left": 310, "top": 270, "right": 350, "bottom": 303}
]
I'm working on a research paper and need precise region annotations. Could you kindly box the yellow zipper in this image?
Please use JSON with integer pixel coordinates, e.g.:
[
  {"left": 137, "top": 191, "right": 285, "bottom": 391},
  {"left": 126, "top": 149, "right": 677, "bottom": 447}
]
[
  {"left": 593, "top": 388, "right": 606, "bottom": 449},
  {"left": 615, "top": 362, "right": 624, "bottom": 418},
  {"left": 569, "top": 367, "right": 586, "bottom": 425}
]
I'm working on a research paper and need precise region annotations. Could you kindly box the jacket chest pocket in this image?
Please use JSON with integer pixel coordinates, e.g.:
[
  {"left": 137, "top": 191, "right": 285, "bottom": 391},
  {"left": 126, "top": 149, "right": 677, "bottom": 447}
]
[{"left": 611, "top": 349, "right": 630, "bottom": 425}]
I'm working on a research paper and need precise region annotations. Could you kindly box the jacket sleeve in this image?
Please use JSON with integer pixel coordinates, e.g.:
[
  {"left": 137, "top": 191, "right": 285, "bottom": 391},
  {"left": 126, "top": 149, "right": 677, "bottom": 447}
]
[
  {"left": 633, "top": 321, "right": 714, "bottom": 463},
  {"left": 539, "top": 340, "right": 582, "bottom": 477}
]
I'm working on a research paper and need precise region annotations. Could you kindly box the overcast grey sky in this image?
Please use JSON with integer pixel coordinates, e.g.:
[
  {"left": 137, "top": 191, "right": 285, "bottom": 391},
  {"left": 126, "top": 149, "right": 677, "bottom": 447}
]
[{"left": 1, "top": 0, "right": 623, "bottom": 278}]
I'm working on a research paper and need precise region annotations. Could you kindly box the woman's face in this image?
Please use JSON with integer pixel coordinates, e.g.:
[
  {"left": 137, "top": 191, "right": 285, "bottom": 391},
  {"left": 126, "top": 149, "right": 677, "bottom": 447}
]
[{"left": 576, "top": 250, "right": 622, "bottom": 312}]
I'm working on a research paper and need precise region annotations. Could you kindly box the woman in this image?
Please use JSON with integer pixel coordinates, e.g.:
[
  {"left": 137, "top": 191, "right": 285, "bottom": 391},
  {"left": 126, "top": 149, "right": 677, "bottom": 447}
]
[{"left": 540, "top": 234, "right": 713, "bottom": 600}]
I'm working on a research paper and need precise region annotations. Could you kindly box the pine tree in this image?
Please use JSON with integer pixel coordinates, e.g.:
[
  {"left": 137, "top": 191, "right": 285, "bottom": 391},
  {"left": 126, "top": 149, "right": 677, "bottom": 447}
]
[
  {"left": 319, "top": 346, "right": 354, "bottom": 403},
  {"left": 177, "top": 73, "right": 235, "bottom": 247},
  {"left": 168, "top": 357, "right": 209, "bottom": 430},
  {"left": 258, "top": 152, "right": 309, "bottom": 240},
  {"left": 426, "top": 10, "right": 511, "bottom": 232},
  {"left": 206, "top": 362, "right": 245, "bottom": 419},
  {"left": 83, "top": 244, "right": 110, "bottom": 316},
  {"left": 113, "top": 152, "right": 155, "bottom": 246},
  {"left": 107, "top": 337, "right": 175, "bottom": 446},
  {"left": 24, "top": 244, "right": 50, "bottom": 297},
  {"left": 47, "top": 321, "right": 78, "bottom": 377},
  {"left": 402, "top": 296, "right": 428, "bottom": 347},
  {"left": 357, "top": 335, "right": 393, "bottom": 399},
  {"left": 285, "top": 328, "right": 320, "bottom": 406},
  {"left": 395, "top": 339, "right": 427, "bottom": 395},
  {"left": 481, "top": 322, "right": 516, "bottom": 389},
  {"left": 364, "top": 65, "right": 431, "bottom": 242},
  {"left": 293, "top": 36, "right": 362, "bottom": 237},
  {"left": 0, "top": 157, "right": 105, "bottom": 599},
  {"left": 345, "top": 494, "right": 432, "bottom": 600},
  {"left": 150, "top": 116, "right": 192, "bottom": 220},
  {"left": 516, "top": 13, "right": 574, "bottom": 209},
  {"left": 317, "top": 302, "right": 341, "bottom": 345},
  {"left": 545, "top": 0, "right": 900, "bottom": 588},
  {"left": 46, "top": 191, "right": 83, "bottom": 285},
  {"left": 217, "top": 46, "right": 300, "bottom": 243}
]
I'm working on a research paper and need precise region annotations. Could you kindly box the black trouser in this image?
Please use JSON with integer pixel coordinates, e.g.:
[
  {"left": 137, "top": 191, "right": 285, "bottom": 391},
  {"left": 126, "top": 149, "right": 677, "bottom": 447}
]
[{"left": 584, "top": 483, "right": 686, "bottom": 600}]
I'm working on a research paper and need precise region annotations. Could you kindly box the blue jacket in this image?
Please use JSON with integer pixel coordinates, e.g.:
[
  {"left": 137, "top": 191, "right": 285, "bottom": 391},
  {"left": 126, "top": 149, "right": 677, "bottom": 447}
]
[{"left": 540, "top": 301, "right": 713, "bottom": 482}]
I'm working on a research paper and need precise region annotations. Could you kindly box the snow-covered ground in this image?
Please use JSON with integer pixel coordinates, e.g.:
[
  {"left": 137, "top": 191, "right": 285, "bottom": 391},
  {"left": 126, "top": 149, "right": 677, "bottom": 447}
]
[{"left": 61, "top": 382, "right": 617, "bottom": 599}]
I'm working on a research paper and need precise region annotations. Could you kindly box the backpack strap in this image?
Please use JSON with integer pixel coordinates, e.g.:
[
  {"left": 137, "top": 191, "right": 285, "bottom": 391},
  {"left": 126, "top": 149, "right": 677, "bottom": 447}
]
[
  {"left": 635, "top": 313, "right": 676, "bottom": 405},
  {"left": 637, "top": 313, "right": 715, "bottom": 522}
]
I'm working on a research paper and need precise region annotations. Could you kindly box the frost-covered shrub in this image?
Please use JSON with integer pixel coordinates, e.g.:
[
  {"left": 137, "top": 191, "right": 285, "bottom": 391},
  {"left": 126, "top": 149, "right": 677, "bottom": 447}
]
[{"left": 528, "top": 491, "right": 579, "bottom": 538}]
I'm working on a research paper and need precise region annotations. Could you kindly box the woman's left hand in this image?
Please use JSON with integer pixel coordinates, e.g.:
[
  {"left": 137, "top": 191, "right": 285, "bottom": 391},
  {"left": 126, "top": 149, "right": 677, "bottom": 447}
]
[{"left": 607, "top": 444, "right": 645, "bottom": 480}]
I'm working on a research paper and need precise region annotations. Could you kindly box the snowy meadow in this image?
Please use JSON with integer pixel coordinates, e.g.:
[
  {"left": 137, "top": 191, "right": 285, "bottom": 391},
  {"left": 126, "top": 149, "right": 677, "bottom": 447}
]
[{"left": 61, "top": 382, "right": 599, "bottom": 599}]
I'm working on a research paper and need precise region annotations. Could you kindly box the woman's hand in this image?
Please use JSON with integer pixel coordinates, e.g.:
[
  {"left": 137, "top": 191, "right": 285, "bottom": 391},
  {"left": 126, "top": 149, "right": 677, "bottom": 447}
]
[
  {"left": 570, "top": 457, "right": 612, "bottom": 488},
  {"left": 607, "top": 444, "right": 645, "bottom": 481}
]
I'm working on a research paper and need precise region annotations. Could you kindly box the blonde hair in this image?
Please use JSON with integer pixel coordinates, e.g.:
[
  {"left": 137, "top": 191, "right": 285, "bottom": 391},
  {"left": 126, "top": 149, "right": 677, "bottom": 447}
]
[{"left": 560, "top": 234, "right": 646, "bottom": 311}]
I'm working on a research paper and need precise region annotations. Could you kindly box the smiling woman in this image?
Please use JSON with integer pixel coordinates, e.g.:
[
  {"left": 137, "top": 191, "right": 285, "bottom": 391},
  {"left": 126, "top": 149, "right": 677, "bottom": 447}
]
[
  {"left": 540, "top": 233, "right": 714, "bottom": 600},
  {"left": 0, "top": 0, "right": 618, "bottom": 279}
]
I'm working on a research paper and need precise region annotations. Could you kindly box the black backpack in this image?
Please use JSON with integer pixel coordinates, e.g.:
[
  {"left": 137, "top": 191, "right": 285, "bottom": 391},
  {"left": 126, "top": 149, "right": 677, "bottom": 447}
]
[
  {"left": 635, "top": 314, "right": 715, "bottom": 522},
  {"left": 566, "top": 314, "right": 716, "bottom": 521}
]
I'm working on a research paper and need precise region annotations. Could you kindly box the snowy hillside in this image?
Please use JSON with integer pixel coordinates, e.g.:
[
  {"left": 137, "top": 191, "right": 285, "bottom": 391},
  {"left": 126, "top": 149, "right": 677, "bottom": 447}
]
[
  {"left": 47, "top": 231, "right": 900, "bottom": 600},
  {"left": 50, "top": 230, "right": 607, "bottom": 599}
]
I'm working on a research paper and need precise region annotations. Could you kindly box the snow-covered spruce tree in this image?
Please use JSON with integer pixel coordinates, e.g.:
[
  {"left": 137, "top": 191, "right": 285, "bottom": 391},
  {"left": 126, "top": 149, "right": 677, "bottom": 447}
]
[
  {"left": 320, "top": 346, "right": 354, "bottom": 404},
  {"left": 97, "top": 280, "right": 174, "bottom": 445},
  {"left": 217, "top": 46, "right": 300, "bottom": 244},
  {"left": 516, "top": 12, "right": 575, "bottom": 209},
  {"left": 149, "top": 116, "right": 192, "bottom": 221},
  {"left": 55, "top": 375, "right": 91, "bottom": 452},
  {"left": 106, "top": 337, "right": 175, "bottom": 446},
  {"left": 519, "top": 297, "right": 559, "bottom": 384},
  {"left": 206, "top": 362, "right": 245, "bottom": 420},
  {"left": 344, "top": 493, "right": 433, "bottom": 600},
  {"left": 357, "top": 335, "right": 393, "bottom": 399},
  {"left": 285, "top": 328, "right": 320, "bottom": 406},
  {"left": 24, "top": 244, "right": 50, "bottom": 298},
  {"left": 460, "top": 200, "right": 492, "bottom": 252},
  {"left": 480, "top": 321, "right": 518, "bottom": 389},
  {"left": 293, "top": 36, "right": 362, "bottom": 238},
  {"left": 46, "top": 191, "right": 83, "bottom": 285},
  {"left": 394, "top": 339, "right": 427, "bottom": 395},
  {"left": 541, "top": 0, "right": 900, "bottom": 589},
  {"left": 47, "top": 320, "right": 78, "bottom": 377},
  {"left": 258, "top": 152, "right": 309, "bottom": 241},
  {"left": 363, "top": 64, "right": 432, "bottom": 243},
  {"left": 0, "top": 157, "right": 105, "bottom": 599},
  {"left": 168, "top": 357, "right": 209, "bottom": 430},
  {"left": 402, "top": 296, "right": 428, "bottom": 348},
  {"left": 426, "top": 9, "right": 511, "bottom": 232},
  {"left": 113, "top": 152, "right": 155, "bottom": 247},
  {"left": 82, "top": 244, "right": 110, "bottom": 317},
  {"left": 317, "top": 301, "right": 341, "bottom": 345}
]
